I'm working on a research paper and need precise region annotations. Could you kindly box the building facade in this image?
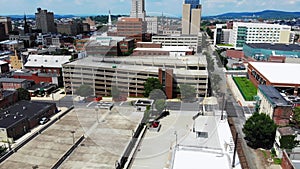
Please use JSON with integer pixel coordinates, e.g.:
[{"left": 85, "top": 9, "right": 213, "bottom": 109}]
[
  {"left": 0, "top": 78, "right": 28, "bottom": 90},
  {"left": 130, "top": 0, "right": 146, "bottom": 21},
  {"left": 116, "top": 17, "right": 147, "bottom": 42},
  {"left": 35, "top": 8, "right": 56, "bottom": 33},
  {"left": 257, "top": 85, "right": 292, "bottom": 126},
  {"left": 0, "top": 100, "right": 57, "bottom": 141},
  {"left": 0, "top": 17, "right": 12, "bottom": 35},
  {"left": 182, "top": 0, "right": 202, "bottom": 35},
  {"left": 145, "top": 17, "right": 158, "bottom": 34},
  {"left": 243, "top": 43, "right": 300, "bottom": 61},
  {"left": 248, "top": 62, "right": 300, "bottom": 95},
  {"left": 152, "top": 34, "right": 202, "bottom": 52},
  {"left": 62, "top": 56, "right": 208, "bottom": 99},
  {"left": 230, "top": 22, "right": 292, "bottom": 49}
]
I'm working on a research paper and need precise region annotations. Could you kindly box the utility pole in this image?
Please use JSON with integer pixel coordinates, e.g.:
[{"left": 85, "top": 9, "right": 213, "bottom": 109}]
[
  {"left": 221, "top": 93, "right": 225, "bottom": 120},
  {"left": 232, "top": 132, "right": 238, "bottom": 168}
]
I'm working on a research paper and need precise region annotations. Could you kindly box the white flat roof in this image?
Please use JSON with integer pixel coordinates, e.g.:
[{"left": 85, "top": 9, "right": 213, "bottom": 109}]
[
  {"left": 250, "top": 62, "right": 300, "bottom": 85},
  {"left": 173, "top": 147, "right": 231, "bottom": 169},
  {"left": 25, "top": 55, "right": 71, "bottom": 68},
  {"left": 134, "top": 46, "right": 193, "bottom": 52}
]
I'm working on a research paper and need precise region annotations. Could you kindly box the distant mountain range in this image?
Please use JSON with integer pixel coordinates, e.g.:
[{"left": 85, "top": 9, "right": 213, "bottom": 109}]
[
  {"left": 4, "top": 10, "right": 300, "bottom": 20},
  {"left": 5, "top": 14, "right": 77, "bottom": 19},
  {"left": 204, "top": 10, "right": 300, "bottom": 19}
]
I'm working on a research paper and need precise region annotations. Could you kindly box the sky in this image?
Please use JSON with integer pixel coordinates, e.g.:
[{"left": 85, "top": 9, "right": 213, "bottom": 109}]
[{"left": 0, "top": 0, "right": 300, "bottom": 17}]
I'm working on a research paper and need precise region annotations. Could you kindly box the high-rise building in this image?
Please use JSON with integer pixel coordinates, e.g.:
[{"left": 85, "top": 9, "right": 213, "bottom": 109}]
[
  {"left": 182, "top": 0, "right": 201, "bottom": 35},
  {"left": 0, "top": 17, "right": 12, "bottom": 35},
  {"left": 130, "top": 0, "right": 146, "bottom": 21},
  {"left": 117, "top": 17, "right": 147, "bottom": 42},
  {"left": 35, "top": 8, "right": 56, "bottom": 33},
  {"left": 230, "top": 22, "right": 292, "bottom": 49},
  {"left": 145, "top": 17, "right": 158, "bottom": 34}
]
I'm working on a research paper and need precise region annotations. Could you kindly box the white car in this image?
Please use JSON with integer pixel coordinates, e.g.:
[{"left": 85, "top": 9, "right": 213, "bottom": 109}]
[{"left": 39, "top": 117, "right": 49, "bottom": 125}]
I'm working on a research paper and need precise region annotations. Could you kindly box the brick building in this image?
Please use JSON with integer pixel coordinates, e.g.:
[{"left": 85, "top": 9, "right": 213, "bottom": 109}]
[
  {"left": 257, "top": 85, "right": 293, "bottom": 126},
  {"left": 0, "top": 100, "right": 57, "bottom": 141},
  {"left": 0, "top": 89, "right": 18, "bottom": 109},
  {"left": 248, "top": 62, "right": 300, "bottom": 96},
  {"left": 116, "top": 17, "right": 147, "bottom": 42},
  {"left": 13, "top": 70, "right": 58, "bottom": 85},
  {"left": 0, "top": 60, "right": 9, "bottom": 74},
  {"left": 0, "top": 78, "right": 29, "bottom": 90}
]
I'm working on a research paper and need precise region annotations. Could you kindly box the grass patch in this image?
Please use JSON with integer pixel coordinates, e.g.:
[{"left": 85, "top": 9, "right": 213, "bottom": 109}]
[
  {"left": 273, "top": 158, "right": 282, "bottom": 165},
  {"left": 233, "top": 77, "right": 257, "bottom": 101}
]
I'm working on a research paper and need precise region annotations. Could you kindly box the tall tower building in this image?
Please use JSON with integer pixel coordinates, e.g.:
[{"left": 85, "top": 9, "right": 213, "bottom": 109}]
[
  {"left": 182, "top": 0, "right": 202, "bottom": 35},
  {"left": 0, "top": 17, "right": 12, "bottom": 35},
  {"left": 130, "top": 0, "right": 146, "bottom": 21},
  {"left": 35, "top": 8, "right": 56, "bottom": 33}
]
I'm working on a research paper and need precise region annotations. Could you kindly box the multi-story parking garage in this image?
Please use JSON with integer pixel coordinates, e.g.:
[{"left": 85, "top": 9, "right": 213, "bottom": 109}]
[{"left": 62, "top": 55, "right": 208, "bottom": 99}]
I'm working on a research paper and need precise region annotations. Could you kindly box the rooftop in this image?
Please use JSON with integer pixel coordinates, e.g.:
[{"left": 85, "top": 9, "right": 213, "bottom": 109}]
[
  {"left": 258, "top": 85, "right": 291, "bottom": 107},
  {"left": 250, "top": 62, "right": 300, "bottom": 85},
  {"left": 226, "top": 50, "right": 245, "bottom": 59},
  {"left": 25, "top": 54, "right": 72, "bottom": 68},
  {"left": 64, "top": 56, "right": 208, "bottom": 76},
  {"left": 245, "top": 43, "right": 300, "bottom": 52},
  {"left": 278, "top": 127, "right": 295, "bottom": 136},
  {"left": 0, "top": 60, "right": 8, "bottom": 65},
  {"left": 0, "top": 100, "right": 55, "bottom": 128},
  {"left": 134, "top": 46, "right": 193, "bottom": 52},
  {"left": 0, "top": 78, "right": 27, "bottom": 83},
  {"left": 172, "top": 115, "right": 239, "bottom": 169}
]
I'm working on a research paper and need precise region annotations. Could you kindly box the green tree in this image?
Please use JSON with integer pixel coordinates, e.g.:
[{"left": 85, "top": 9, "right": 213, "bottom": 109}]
[
  {"left": 155, "top": 99, "right": 166, "bottom": 113},
  {"left": 149, "top": 89, "right": 166, "bottom": 101},
  {"left": 16, "top": 88, "right": 31, "bottom": 101},
  {"left": 293, "top": 107, "right": 300, "bottom": 126},
  {"left": 75, "top": 84, "right": 93, "bottom": 98},
  {"left": 280, "top": 135, "right": 299, "bottom": 150},
  {"left": 179, "top": 84, "right": 196, "bottom": 102},
  {"left": 143, "top": 78, "right": 163, "bottom": 97},
  {"left": 243, "top": 113, "right": 277, "bottom": 149}
]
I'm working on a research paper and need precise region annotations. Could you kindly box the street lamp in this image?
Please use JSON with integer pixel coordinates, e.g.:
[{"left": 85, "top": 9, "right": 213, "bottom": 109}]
[{"left": 70, "top": 130, "right": 75, "bottom": 144}]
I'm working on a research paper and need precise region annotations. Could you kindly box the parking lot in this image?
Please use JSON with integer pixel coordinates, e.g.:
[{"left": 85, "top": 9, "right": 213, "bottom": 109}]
[{"left": 0, "top": 106, "right": 142, "bottom": 169}]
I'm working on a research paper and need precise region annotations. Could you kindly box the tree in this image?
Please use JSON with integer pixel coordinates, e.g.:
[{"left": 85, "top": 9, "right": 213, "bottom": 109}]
[
  {"left": 149, "top": 89, "right": 166, "bottom": 101},
  {"left": 143, "top": 78, "right": 163, "bottom": 97},
  {"left": 75, "top": 84, "right": 93, "bottom": 97},
  {"left": 293, "top": 107, "right": 300, "bottom": 126},
  {"left": 16, "top": 88, "right": 31, "bottom": 101},
  {"left": 280, "top": 135, "right": 299, "bottom": 150},
  {"left": 179, "top": 84, "right": 196, "bottom": 102},
  {"left": 155, "top": 99, "right": 166, "bottom": 113},
  {"left": 243, "top": 113, "right": 277, "bottom": 149}
]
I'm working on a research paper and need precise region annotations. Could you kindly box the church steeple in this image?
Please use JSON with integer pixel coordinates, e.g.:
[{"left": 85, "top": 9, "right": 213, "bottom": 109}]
[
  {"left": 24, "top": 13, "right": 29, "bottom": 34},
  {"left": 108, "top": 10, "right": 112, "bottom": 31}
]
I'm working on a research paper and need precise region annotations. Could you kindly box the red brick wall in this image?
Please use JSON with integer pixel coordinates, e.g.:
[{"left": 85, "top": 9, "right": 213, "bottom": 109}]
[
  {"left": 281, "top": 151, "right": 294, "bottom": 169},
  {"left": 165, "top": 69, "right": 173, "bottom": 99},
  {"left": 2, "top": 82, "right": 22, "bottom": 90},
  {"left": 13, "top": 74, "right": 53, "bottom": 84},
  {"left": 273, "top": 107, "right": 292, "bottom": 126},
  {"left": 137, "top": 43, "right": 162, "bottom": 48},
  {"left": 0, "top": 91, "right": 18, "bottom": 108}
]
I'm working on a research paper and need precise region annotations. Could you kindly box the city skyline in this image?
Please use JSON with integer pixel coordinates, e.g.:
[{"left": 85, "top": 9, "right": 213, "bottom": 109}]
[{"left": 0, "top": 0, "right": 299, "bottom": 17}]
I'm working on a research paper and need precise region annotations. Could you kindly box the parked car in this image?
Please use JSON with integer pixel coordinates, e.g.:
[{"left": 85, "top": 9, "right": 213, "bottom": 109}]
[{"left": 39, "top": 117, "right": 49, "bottom": 125}]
